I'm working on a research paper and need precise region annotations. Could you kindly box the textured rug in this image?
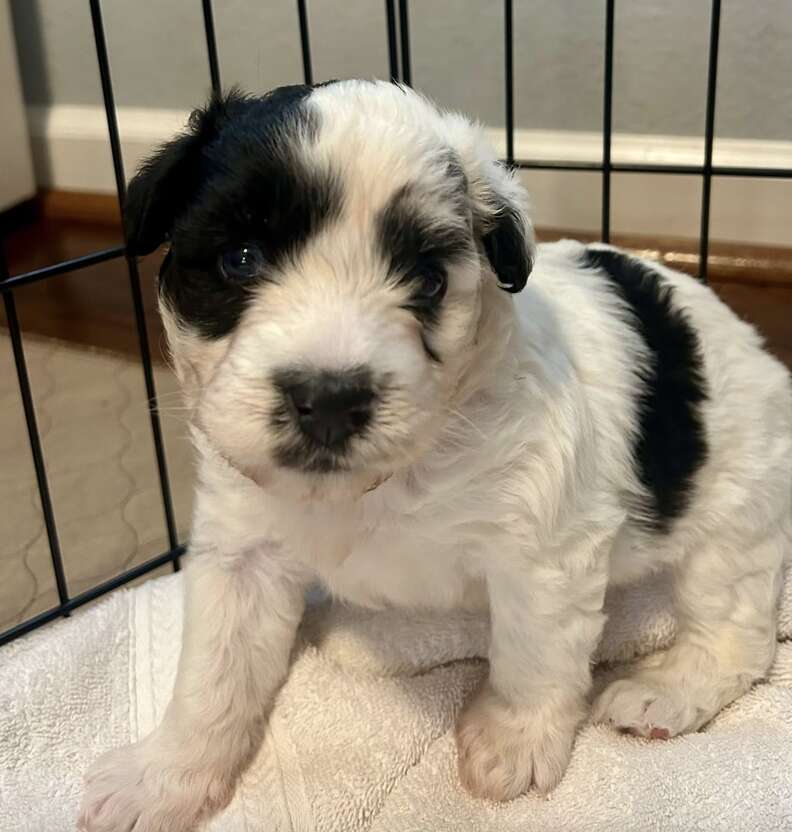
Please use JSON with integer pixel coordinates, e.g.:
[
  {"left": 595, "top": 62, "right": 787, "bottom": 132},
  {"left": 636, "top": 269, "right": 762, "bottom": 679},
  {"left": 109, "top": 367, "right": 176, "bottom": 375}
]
[{"left": 0, "top": 333, "right": 193, "bottom": 629}]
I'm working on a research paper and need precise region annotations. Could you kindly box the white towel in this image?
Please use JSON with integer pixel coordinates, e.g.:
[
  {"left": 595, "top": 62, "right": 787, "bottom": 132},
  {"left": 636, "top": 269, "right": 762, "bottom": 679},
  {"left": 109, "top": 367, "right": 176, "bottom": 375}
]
[{"left": 1, "top": 567, "right": 791, "bottom": 832}]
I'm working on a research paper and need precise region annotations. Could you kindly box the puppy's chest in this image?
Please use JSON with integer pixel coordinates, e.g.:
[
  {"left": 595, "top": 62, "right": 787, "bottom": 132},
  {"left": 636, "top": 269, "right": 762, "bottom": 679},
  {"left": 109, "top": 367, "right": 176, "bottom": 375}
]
[{"left": 291, "top": 490, "right": 492, "bottom": 609}]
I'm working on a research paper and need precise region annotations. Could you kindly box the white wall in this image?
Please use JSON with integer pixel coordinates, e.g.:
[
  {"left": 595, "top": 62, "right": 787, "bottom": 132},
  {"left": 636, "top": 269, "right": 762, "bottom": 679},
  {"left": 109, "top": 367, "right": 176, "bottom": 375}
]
[
  {"left": 10, "top": 0, "right": 792, "bottom": 140},
  {"left": 0, "top": 0, "right": 35, "bottom": 211},
  {"left": 9, "top": 0, "right": 792, "bottom": 246}
]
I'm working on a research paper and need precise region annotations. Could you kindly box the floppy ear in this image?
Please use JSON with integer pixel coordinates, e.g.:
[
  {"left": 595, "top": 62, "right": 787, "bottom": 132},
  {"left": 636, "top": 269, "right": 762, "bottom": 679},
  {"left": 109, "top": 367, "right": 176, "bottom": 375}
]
[
  {"left": 480, "top": 188, "right": 535, "bottom": 293},
  {"left": 442, "top": 114, "right": 536, "bottom": 293},
  {"left": 474, "top": 158, "right": 536, "bottom": 293},
  {"left": 124, "top": 92, "right": 244, "bottom": 256}
]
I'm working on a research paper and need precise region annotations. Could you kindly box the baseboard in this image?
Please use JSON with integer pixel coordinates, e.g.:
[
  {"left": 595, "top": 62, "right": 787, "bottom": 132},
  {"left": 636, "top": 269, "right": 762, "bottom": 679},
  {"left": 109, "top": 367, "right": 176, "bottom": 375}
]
[
  {"left": 481, "top": 127, "right": 792, "bottom": 170},
  {"left": 38, "top": 188, "right": 121, "bottom": 225},
  {"left": 26, "top": 105, "right": 188, "bottom": 195},
  {"left": 26, "top": 103, "right": 792, "bottom": 248}
]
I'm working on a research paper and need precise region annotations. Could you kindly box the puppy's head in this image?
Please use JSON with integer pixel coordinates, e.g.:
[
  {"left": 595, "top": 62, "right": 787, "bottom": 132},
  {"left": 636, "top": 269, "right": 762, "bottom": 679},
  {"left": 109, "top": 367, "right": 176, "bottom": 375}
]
[{"left": 126, "top": 81, "right": 534, "bottom": 492}]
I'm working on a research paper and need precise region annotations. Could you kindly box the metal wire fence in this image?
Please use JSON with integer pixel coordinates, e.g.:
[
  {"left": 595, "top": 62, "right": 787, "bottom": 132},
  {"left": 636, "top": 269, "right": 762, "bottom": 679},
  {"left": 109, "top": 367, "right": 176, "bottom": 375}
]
[{"left": 1, "top": 0, "right": 789, "bottom": 646}]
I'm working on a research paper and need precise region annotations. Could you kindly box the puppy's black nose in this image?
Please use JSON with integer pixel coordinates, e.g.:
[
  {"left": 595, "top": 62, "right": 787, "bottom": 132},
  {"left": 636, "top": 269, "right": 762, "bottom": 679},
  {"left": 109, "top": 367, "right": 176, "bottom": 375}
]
[{"left": 279, "top": 371, "right": 375, "bottom": 448}]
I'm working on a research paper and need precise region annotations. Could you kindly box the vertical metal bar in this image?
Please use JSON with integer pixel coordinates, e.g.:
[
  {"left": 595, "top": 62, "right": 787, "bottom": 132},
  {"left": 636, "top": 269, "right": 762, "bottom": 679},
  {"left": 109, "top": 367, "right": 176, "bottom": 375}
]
[
  {"left": 296, "top": 0, "right": 313, "bottom": 86},
  {"left": 601, "top": 0, "right": 615, "bottom": 243},
  {"left": 201, "top": 0, "right": 222, "bottom": 96},
  {"left": 1, "top": 270, "right": 70, "bottom": 610},
  {"left": 385, "top": 0, "right": 400, "bottom": 82},
  {"left": 88, "top": 0, "right": 180, "bottom": 565},
  {"left": 504, "top": 0, "right": 515, "bottom": 164},
  {"left": 397, "top": 0, "right": 412, "bottom": 87},
  {"left": 699, "top": 0, "right": 721, "bottom": 283}
]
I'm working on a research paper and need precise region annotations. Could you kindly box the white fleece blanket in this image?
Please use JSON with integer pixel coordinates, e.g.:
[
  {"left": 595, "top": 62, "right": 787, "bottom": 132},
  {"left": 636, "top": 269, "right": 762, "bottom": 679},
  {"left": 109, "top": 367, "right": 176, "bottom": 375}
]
[{"left": 2, "top": 567, "right": 792, "bottom": 832}]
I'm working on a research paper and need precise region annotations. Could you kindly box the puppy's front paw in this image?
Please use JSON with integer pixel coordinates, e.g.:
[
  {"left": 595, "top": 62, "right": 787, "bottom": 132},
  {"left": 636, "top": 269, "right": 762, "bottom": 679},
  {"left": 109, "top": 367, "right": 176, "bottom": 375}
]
[
  {"left": 79, "top": 735, "right": 233, "bottom": 832},
  {"left": 455, "top": 683, "right": 583, "bottom": 801}
]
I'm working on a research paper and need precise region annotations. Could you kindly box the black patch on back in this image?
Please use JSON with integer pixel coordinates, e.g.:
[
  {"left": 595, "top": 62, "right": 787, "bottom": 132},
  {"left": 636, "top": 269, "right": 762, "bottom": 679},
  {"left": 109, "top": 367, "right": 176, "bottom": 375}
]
[
  {"left": 125, "top": 86, "right": 342, "bottom": 339},
  {"left": 583, "top": 248, "right": 709, "bottom": 532}
]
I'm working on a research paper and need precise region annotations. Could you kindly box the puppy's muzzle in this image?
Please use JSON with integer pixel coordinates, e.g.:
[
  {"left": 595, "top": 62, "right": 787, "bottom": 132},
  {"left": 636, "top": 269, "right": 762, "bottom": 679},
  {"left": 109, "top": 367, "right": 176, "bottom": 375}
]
[{"left": 276, "top": 369, "right": 376, "bottom": 449}]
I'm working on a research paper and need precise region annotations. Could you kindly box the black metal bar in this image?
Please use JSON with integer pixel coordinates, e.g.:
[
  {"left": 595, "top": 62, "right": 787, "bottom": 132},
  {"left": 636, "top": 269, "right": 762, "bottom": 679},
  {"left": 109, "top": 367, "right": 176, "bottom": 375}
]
[
  {"left": 511, "top": 160, "right": 792, "bottom": 178},
  {"left": 1, "top": 272, "right": 70, "bottom": 610},
  {"left": 397, "top": 0, "right": 412, "bottom": 86},
  {"left": 127, "top": 259, "right": 180, "bottom": 560},
  {"left": 385, "top": 0, "right": 400, "bottom": 82},
  {"left": 699, "top": 0, "right": 722, "bottom": 282},
  {"left": 201, "top": 0, "right": 222, "bottom": 96},
  {"left": 709, "top": 165, "right": 792, "bottom": 179},
  {"left": 88, "top": 1, "right": 128, "bottom": 203},
  {"left": 601, "top": 0, "right": 615, "bottom": 242},
  {"left": 296, "top": 0, "right": 313, "bottom": 86},
  {"left": 88, "top": 0, "right": 180, "bottom": 565},
  {"left": 504, "top": 0, "right": 515, "bottom": 165},
  {"left": 0, "top": 544, "right": 186, "bottom": 647},
  {"left": 1, "top": 246, "right": 126, "bottom": 290},
  {"left": 514, "top": 160, "right": 606, "bottom": 172}
]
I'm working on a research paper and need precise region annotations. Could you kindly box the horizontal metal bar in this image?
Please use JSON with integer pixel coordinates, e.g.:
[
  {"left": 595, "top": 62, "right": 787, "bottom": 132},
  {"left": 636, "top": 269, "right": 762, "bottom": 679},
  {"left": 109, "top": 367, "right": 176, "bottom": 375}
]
[
  {"left": 0, "top": 544, "right": 186, "bottom": 647},
  {"left": 709, "top": 165, "right": 792, "bottom": 179},
  {"left": 612, "top": 163, "right": 711, "bottom": 175},
  {"left": 513, "top": 159, "right": 605, "bottom": 172},
  {"left": 513, "top": 160, "right": 792, "bottom": 178},
  {"left": 1, "top": 246, "right": 126, "bottom": 290}
]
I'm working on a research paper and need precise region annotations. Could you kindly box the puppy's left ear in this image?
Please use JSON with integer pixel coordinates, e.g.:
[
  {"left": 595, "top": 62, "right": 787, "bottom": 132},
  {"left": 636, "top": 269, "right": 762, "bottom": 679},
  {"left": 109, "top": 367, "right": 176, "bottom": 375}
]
[
  {"left": 124, "top": 91, "right": 248, "bottom": 255},
  {"left": 479, "top": 180, "right": 536, "bottom": 293},
  {"left": 445, "top": 116, "right": 536, "bottom": 293}
]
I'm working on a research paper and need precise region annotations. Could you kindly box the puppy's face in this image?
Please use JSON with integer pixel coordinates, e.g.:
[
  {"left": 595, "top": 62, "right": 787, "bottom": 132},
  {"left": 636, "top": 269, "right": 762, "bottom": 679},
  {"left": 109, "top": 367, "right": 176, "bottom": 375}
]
[{"left": 126, "top": 81, "right": 534, "bottom": 492}]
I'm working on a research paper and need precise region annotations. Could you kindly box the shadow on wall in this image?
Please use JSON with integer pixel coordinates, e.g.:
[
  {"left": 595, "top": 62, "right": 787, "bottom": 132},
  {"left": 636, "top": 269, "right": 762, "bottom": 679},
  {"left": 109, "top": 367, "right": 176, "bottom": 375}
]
[
  {"left": 10, "top": 0, "right": 50, "bottom": 103},
  {"left": 10, "top": 0, "right": 54, "bottom": 187}
]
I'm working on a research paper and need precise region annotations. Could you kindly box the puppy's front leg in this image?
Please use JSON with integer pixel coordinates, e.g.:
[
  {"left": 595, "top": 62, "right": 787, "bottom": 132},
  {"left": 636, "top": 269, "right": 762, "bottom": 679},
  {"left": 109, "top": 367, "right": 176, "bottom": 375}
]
[
  {"left": 456, "top": 550, "right": 607, "bottom": 801},
  {"left": 79, "top": 535, "right": 307, "bottom": 832}
]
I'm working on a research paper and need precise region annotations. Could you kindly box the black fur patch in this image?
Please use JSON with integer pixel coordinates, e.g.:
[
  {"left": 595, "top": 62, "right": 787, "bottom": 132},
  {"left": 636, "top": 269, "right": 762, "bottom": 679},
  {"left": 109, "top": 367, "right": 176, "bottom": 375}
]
[
  {"left": 482, "top": 201, "right": 532, "bottom": 293},
  {"left": 125, "top": 87, "right": 342, "bottom": 339},
  {"left": 378, "top": 186, "right": 469, "bottom": 292},
  {"left": 377, "top": 184, "right": 470, "bottom": 362},
  {"left": 584, "top": 247, "right": 709, "bottom": 532}
]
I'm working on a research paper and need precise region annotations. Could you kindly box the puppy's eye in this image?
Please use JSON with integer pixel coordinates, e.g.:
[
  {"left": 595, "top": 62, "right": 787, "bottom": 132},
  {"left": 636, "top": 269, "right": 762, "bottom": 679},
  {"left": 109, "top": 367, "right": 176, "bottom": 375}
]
[
  {"left": 219, "top": 243, "right": 265, "bottom": 282},
  {"left": 412, "top": 269, "right": 447, "bottom": 305}
]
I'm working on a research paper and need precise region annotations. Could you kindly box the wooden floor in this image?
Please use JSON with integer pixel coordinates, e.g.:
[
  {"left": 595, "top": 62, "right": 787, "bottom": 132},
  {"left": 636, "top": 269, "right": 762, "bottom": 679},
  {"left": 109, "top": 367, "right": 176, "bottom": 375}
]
[{"left": 3, "top": 208, "right": 792, "bottom": 371}]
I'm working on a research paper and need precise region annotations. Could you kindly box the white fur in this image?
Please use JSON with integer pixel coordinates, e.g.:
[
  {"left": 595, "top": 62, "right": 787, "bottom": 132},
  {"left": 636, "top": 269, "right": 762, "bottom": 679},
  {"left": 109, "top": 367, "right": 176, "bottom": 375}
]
[{"left": 80, "top": 81, "right": 792, "bottom": 830}]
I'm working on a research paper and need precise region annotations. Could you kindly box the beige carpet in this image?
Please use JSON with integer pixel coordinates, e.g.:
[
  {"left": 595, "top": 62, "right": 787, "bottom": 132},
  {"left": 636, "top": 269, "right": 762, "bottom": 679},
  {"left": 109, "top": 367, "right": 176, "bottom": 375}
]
[{"left": 0, "top": 333, "right": 194, "bottom": 630}]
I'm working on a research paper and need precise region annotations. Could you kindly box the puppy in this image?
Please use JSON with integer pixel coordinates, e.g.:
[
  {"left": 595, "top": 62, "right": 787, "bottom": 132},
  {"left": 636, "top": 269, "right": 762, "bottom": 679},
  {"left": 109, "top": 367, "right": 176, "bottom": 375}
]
[{"left": 80, "top": 80, "right": 791, "bottom": 831}]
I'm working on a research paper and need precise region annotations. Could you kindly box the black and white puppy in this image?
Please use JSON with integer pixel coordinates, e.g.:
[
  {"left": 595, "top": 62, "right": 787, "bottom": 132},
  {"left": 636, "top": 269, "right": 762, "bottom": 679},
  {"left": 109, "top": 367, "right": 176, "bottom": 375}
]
[{"left": 80, "top": 81, "right": 791, "bottom": 831}]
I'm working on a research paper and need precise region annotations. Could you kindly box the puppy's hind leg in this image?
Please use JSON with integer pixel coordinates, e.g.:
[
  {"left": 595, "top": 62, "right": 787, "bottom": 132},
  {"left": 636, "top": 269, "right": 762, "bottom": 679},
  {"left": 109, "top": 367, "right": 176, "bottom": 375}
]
[{"left": 594, "top": 526, "right": 787, "bottom": 738}]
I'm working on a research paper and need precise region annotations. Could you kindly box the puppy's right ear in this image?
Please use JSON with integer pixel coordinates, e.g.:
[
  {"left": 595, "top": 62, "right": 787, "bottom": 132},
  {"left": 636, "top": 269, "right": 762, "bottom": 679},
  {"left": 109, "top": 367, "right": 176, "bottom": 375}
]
[{"left": 124, "top": 92, "right": 242, "bottom": 256}]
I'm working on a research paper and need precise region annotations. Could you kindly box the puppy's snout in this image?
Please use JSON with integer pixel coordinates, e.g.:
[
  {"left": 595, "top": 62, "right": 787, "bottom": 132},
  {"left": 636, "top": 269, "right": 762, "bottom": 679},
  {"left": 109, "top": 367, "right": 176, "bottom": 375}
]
[{"left": 278, "top": 370, "right": 375, "bottom": 448}]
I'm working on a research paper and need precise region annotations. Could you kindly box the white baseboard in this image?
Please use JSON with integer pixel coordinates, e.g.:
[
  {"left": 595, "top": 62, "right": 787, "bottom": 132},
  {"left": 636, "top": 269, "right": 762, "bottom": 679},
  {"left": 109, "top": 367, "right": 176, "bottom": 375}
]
[{"left": 26, "top": 105, "right": 792, "bottom": 246}]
